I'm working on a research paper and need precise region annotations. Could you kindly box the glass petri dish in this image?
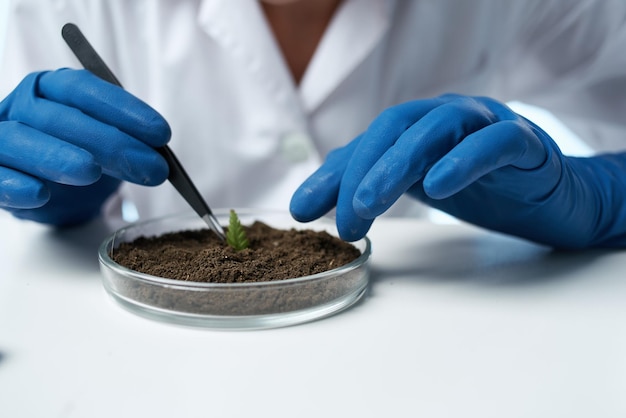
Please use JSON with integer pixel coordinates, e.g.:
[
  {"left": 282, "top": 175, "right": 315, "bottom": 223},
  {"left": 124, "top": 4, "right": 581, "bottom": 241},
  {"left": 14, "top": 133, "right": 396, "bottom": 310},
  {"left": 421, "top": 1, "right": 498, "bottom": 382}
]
[{"left": 98, "top": 209, "right": 371, "bottom": 330}]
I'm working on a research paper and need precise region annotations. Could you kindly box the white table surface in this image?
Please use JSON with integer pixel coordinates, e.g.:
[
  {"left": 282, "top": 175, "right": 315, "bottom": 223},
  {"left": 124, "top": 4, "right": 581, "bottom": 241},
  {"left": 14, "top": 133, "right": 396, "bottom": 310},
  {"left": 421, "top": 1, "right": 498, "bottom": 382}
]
[{"left": 1, "top": 211, "right": 625, "bottom": 418}]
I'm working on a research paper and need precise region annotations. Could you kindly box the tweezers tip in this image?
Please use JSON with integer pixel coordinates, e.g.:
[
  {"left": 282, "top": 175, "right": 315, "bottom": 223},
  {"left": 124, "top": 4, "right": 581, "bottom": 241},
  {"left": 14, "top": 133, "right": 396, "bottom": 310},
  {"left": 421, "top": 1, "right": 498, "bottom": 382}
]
[{"left": 202, "top": 213, "right": 226, "bottom": 241}]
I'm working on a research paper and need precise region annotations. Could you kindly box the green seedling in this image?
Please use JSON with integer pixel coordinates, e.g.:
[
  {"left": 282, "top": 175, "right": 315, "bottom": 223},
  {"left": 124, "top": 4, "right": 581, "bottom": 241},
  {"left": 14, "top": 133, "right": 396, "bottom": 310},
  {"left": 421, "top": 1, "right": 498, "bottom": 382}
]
[{"left": 226, "top": 209, "right": 250, "bottom": 251}]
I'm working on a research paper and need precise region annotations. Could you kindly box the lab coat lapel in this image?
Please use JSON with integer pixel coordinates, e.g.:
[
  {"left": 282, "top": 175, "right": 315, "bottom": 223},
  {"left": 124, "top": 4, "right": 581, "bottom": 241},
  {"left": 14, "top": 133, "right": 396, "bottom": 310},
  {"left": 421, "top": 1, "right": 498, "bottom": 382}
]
[
  {"left": 197, "top": 0, "right": 392, "bottom": 115},
  {"left": 197, "top": 0, "right": 302, "bottom": 114},
  {"left": 299, "top": 0, "right": 392, "bottom": 113}
]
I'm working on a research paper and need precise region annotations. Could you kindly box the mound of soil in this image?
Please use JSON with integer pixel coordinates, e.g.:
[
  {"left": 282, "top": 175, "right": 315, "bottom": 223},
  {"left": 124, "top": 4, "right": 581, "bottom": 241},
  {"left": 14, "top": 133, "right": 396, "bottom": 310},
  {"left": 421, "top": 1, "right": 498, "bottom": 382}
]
[{"left": 112, "top": 221, "right": 362, "bottom": 283}]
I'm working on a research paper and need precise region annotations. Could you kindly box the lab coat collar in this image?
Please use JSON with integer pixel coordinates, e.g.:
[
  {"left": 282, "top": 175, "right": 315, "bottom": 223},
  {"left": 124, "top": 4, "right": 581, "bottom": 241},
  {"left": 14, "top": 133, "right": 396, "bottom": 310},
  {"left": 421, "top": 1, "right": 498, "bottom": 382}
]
[
  {"left": 300, "top": 0, "right": 392, "bottom": 112},
  {"left": 197, "top": 0, "right": 392, "bottom": 114},
  {"left": 197, "top": 0, "right": 298, "bottom": 108}
]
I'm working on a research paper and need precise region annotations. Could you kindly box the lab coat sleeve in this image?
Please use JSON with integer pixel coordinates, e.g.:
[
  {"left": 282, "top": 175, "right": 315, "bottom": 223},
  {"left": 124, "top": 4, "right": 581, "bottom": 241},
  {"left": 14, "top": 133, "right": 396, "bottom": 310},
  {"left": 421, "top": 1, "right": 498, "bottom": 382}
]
[
  {"left": 1, "top": 1, "right": 72, "bottom": 96},
  {"left": 498, "top": 0, "right": 626, "bottom": 154},
  {"left": 0, "top": 0, "right": 133, "bottom": 99}
]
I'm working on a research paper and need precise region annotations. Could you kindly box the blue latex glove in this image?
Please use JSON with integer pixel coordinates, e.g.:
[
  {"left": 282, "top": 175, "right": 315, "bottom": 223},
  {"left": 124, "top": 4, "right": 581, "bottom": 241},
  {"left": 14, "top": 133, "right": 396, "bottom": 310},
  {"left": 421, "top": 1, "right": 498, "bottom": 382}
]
[
  {"left": 0, "top": 69, "right": 170, "bottom": 225},
  {"left": 290, "top": 94, "right": 626, "bottom": 249}
]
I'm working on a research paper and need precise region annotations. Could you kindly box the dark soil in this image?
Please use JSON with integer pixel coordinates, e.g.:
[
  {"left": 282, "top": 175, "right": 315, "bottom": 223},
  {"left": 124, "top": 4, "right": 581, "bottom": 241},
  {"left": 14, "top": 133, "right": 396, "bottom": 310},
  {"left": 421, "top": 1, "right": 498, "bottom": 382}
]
[
  {"left": 112, "top": 221, "right": 362, "bottom": 283},
  {"left": 109, "top": 221, "right": 366, "bottom": 317}
]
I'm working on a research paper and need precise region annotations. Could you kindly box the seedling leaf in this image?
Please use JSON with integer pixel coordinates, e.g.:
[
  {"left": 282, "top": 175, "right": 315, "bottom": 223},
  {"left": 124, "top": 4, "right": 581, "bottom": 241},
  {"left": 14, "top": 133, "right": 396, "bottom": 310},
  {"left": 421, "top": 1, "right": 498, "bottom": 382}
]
[{"left": 226, "top": 209, "right": 249, "bottom": 251}]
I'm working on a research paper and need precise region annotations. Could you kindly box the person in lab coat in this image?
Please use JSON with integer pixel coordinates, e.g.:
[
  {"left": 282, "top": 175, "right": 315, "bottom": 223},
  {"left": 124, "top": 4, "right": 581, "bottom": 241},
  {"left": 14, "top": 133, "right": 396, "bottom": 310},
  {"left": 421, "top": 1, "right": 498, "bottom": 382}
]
[{"left": 1, "top": 0, "right": 626, "bottom": 249}]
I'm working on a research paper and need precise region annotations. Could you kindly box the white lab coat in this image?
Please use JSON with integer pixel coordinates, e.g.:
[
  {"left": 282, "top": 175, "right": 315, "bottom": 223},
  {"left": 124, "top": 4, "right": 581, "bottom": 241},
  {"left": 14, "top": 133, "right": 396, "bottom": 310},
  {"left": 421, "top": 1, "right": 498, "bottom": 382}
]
[{"left": 2, "top": 0, "right": 626, "bottom": 222}]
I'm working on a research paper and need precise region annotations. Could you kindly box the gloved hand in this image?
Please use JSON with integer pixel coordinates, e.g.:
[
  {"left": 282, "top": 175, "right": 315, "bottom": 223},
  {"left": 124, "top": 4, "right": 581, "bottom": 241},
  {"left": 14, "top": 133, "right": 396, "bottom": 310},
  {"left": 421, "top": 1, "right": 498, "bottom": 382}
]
[
  {"left": 0, "top": 69, "right": 170, "bottom": 225},
  {"left": 290, "top": 94, "right": 626, "bottom": 249}
]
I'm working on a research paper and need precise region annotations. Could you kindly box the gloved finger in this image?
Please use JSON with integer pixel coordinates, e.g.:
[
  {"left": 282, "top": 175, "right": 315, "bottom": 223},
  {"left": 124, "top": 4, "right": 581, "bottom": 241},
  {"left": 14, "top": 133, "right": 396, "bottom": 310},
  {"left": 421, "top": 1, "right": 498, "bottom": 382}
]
[
  {"left": 6, "top": 176, "right": 120, "bottom": 225},
  {"left": 423, "top": 119, "right": 547, "bottom": 199},
  {"left": 0, "top": 166, "right": 49, "bottom": 208},
  {"left": 290, "top": 137, "right": 360, "bottom": 222},
  {"left": 0, "top": 121, "right": 101, "bottom": 185},
  {"left": 7, "top": 94, "right": 168, "bottom": 185},
  {"left": 36, "top": 69, "right": 171, "bottom": 147},
  {"left": 352, "top": 97, "right": 496, "bottom": 219},
  {"left": 290, "top": 95, "right": 466, "bottom": 224},
  {"left": 334, "top": 97, "right": 456, "bottom": 240}
]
